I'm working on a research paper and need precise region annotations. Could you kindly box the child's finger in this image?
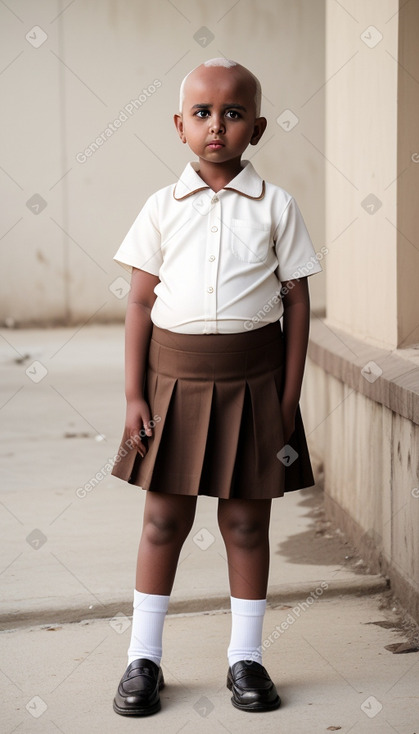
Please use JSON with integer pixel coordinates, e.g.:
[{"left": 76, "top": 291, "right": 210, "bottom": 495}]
[
  {"left": 137, "top": 441, "right": 147, "bottom": 458},
  {"left": 134, "top": 438, "right": 147, "bottom": 458},
  {"left": 129, "top": 430, "right": 147, "bottom": 456}
]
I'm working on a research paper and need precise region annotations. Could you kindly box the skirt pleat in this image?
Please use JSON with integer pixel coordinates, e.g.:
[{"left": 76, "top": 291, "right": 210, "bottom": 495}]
[
  {"left": 111, "top": 321, "right": 315, "bottom": 499},
  {"left": 145, "top": 378, "right": 216, "bottom": 495},
  {"left": 199, "top": 380, "right": 246, "bottom": 497},
  {"left": 247, "top": 372, "right": 286, "bottom": 488}
]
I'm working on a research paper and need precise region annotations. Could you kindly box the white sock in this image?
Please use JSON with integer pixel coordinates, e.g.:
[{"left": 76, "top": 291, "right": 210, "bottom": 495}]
[
  {"left": 127, "top": 590, "right": 170, "bottom": 667},
  {"left": 227, "top": 596, "right": 267, "bottom": 667}
]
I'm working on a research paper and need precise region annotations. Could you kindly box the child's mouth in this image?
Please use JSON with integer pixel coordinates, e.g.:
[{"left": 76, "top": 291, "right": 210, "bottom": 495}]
[{"left": 207, "top": 142, "right": 224, "bottom": 150}]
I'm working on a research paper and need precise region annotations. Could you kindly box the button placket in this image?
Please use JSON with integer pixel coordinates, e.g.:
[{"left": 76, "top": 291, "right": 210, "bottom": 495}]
[{"left": 204, "top": 196, "right": 221, "bottom": 330}]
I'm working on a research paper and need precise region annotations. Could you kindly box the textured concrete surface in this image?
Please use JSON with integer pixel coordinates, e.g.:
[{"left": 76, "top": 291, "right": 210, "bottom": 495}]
[
  {"left": 2, "top": 595, "right": 419, "bottom": 734},
  {"left": 302, "top": 319, "right": 419, "bottom": 625}
]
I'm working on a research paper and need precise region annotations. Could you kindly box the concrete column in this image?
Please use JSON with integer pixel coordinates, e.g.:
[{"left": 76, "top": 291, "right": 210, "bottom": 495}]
[
  {"left": 396, "top": 0, "right": 419, "bottom": 347},
  {"left": 325, "top": 0, "right": 418, "bottom": 349}
]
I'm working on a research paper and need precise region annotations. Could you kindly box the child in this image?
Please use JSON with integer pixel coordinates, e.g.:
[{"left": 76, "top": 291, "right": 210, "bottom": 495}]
[{"left": 111, "top": 58, "right": 322, "bottom": 716}]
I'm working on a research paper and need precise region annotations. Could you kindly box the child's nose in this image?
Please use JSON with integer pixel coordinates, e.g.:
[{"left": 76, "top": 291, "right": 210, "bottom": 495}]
[{"left": 209, "top": 116, "right": 225, "bottom": 134}]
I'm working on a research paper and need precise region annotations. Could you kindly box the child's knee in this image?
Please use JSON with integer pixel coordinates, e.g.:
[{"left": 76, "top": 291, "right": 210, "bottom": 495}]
[
  {"left": 143, "top": 507, "right": 194, "bottom": 546},
  {"left": 220, "top": 516, "right": 267, "bottom": 550},
  {"left": 142, "top": 494, "right": 196, "bottom": 546}
]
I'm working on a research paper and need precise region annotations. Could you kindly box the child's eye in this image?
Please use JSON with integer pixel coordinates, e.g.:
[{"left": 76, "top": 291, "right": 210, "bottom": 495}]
[
  {"left": 225, "top": 110, "right": 241, "bottom": 119},
  {"left": 195, "top": 110, "right": 210, "bottom": 118}
]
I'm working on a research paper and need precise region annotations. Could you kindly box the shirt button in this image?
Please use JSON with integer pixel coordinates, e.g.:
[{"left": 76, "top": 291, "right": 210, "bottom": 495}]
[
  {"left": 207, "top": 286, "right": 214, "bottom": 294},
  {"left": 211, "top": 226, "right": 218, "bottom": 233},
  {"left": 209, "top": 255, "right": 216, "bottom": 262},
  {"left": 211, "top": 195, "right": 219, "bottom": 204}
]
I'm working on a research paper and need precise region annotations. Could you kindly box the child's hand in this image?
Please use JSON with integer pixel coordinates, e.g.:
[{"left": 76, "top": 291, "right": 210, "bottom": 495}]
[{"left": 125, "top": 398, "right": 153, "bottom": 458}]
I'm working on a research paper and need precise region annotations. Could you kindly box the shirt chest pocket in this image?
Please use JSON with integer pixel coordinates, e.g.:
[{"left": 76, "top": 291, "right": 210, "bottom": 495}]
[{"left": 229, "top": 219, "right": 271, "bottom": 264}]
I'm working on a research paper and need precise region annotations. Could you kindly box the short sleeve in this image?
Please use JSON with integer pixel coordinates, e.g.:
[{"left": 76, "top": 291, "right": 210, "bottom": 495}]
[
  {"left": 113, "top": 194, "right": 163, "bottom": 276},
  {"left": 274, "top": 197, "right": 322, "bottom": 282}
]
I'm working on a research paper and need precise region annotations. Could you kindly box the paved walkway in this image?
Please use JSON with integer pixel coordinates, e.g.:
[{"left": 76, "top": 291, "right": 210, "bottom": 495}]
[{"left": 1, "top": 325, "right": 418, "bottom": 732}]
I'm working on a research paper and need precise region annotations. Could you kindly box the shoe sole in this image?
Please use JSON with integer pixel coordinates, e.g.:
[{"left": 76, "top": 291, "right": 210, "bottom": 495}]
[
  {"left": 113, "top": 699, "right": 161, "bottom": 716},
  {"left": 113, "top": 678, "right": 164, "bottom": 717},
  {"left": 226, "top": 674, "right": 281, "bottom": 712}
]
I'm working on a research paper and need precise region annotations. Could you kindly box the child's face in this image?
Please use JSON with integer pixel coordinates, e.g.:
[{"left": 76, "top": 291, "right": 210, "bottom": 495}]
[{"left": 174, "top": 65, "right": 266, "bottom": 168}]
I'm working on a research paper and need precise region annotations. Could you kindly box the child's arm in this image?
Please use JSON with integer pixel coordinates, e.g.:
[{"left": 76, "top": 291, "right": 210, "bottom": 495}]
[
  {"left": 124, "top": 267, "right": 160, "bottom": 457},
  {"left": 280, "top": 277, "right": 310, "bottom": 442}
]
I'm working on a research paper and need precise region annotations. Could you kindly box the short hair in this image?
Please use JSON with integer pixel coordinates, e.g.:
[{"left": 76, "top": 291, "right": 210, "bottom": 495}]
[{"left": 179, "top": 58, "right": 262, "bottom": 116}]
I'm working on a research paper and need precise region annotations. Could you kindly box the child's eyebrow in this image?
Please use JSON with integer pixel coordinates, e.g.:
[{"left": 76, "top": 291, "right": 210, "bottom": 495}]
[{"left": 191, "top": 103, "right": 247, "bottom": 111}]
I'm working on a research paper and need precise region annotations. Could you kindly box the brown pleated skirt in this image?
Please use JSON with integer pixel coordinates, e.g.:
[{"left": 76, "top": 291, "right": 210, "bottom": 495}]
[{"left": 111, "top": 321, "right": 315, "bottom": 499}]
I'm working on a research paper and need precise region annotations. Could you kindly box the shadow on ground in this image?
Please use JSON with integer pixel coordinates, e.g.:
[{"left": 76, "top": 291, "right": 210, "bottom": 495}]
[{"left": 275, "top": 485, "right": 371, "bottom": 575}]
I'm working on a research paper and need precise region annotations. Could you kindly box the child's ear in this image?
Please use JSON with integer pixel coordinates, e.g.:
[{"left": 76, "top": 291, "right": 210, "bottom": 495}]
[
  {"left": 250, "top": 117, "right": 267, "bottom": 146},
  {"left": 174, "top": 113, "right": 187, "bottom": 143}
]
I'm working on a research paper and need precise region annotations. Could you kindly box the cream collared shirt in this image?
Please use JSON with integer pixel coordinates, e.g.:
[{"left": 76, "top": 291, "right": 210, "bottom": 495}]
[{"left": 114, "top": 161, "right": 322, "bottom": 334}]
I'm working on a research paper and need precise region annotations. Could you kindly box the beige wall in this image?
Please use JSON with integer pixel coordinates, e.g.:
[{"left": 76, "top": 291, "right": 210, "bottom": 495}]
[{"left": 0, "top": 0, "right": 325, "bottom": 325}]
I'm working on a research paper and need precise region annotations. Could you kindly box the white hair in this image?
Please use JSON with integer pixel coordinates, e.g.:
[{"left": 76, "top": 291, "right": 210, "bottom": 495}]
[{"left": 178, "top": 58, "right": 261, "bottom": 116}]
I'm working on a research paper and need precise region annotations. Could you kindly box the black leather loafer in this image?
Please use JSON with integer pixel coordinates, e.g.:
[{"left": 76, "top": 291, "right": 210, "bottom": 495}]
[
  {"left": 113, "top": 658, "right": 164, "bottom": 716},
  {"left": 227, "top": 660, "right": 281, "bottom": 712}
]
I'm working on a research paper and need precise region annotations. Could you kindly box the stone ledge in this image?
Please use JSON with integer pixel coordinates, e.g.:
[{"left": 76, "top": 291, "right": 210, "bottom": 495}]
[
  {"left": 0, "top": 576, "right": 387, "bottom": 631},
  {"left": 308, "top": 316, "right": 419, "bottom": 425}
]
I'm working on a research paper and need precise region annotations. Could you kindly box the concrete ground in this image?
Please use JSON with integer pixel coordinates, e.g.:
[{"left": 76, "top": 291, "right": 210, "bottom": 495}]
[
  {"left": 3, "top": 595, "right": 419, "bottom": 734},
  {"left": 1, "top": 325, "right": 418, "bottom": 733}
]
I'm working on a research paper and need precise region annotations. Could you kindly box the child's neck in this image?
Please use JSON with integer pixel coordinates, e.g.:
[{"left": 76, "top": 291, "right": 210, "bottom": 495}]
[{"left": 196, "top": 158, "right": 244, "bottom": 193}]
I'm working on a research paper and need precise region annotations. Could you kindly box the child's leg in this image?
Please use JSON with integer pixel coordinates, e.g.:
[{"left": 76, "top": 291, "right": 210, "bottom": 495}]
[
  {"left": 136, "top": 491, "right": 197, "bottom": 594},
  {"left": 127, "top": 491, "right": 197, "bottom": 665},
  {"left": 217, "top": 497, "right": 271, "bottom": 599},
  {"left": 217, "top": 498, "right": 280, "bottom": 712},
  {"left": 114, "top": 492, "right": 197, "bottom": 717},
  {"left": 217, "top": 497, "right": 271, "bottom": 666}
]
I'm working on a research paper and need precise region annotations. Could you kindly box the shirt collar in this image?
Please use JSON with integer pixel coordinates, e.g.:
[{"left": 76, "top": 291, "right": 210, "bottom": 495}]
[{"left": 173, "top": 160, "right": 265, "bottom": 201}]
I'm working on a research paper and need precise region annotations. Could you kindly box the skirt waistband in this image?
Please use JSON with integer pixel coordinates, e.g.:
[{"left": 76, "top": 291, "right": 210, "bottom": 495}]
[
  {"left": 150, "top": 321, "right": 282, "bottom": 354},
  {"left": 148, "top": 322, "right": 284, "bottom": 381}
]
